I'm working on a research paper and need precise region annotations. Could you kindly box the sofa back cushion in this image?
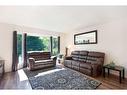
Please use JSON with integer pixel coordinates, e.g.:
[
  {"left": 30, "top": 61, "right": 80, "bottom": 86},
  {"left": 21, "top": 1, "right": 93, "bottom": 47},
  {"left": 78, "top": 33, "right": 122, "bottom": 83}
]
[
  {"left": 28, "top": 51, "right": 51, "bottom": 61},
  {"left": 86, "top": 51, "right": 105, "bottom": 64},
  {"left": 71, "top": 51, "right": 88, "bottom": 62},
  {"left": 71, "top": 51, "right": 80, "bottom": 61},
  {"left": 71, "top": 51, "right": 105, "bottom": 64},
  {"left": 78, "top": 51, "right": 88, "bottom": 62}
]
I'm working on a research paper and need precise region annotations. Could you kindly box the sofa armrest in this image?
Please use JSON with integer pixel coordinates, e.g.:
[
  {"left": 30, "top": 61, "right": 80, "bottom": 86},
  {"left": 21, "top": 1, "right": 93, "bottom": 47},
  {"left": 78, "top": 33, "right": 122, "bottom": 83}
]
[
  {"left": 51, "top": 56, "right": 57, "bottom": 60},
  {"left": 91, "top": 62, "right": 102, "bottom": 77},
  {"left": 65, "top": 56, "right": 72, "bottom": 60},
  {"left": 29, "top": 58, "right": 35, "bottom": 62},
  {"left": 51, "top": 56, "right": 57, "bottom": 65}
]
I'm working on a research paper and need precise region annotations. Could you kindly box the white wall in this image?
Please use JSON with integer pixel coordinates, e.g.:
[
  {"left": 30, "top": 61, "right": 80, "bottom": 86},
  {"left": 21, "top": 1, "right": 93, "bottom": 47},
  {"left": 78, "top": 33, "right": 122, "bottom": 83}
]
[
  {"left": 0, "top": 22, "right": 65, "bottom": 72},
  {"left": 0, "top": 23, "right": 13, "bottom": 72},
  {"left": 1, "top": 18, "right": 127, "bottom": 78},
  {"left": 65, "top": 19, "right": 127, "bottom": 77}
]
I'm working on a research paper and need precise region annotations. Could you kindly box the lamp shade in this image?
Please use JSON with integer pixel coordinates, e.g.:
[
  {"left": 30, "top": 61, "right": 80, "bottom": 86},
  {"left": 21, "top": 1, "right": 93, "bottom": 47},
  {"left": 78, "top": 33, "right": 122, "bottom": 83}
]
[{"left": 67, "top": 45, "right": 71, "bottom": 49}]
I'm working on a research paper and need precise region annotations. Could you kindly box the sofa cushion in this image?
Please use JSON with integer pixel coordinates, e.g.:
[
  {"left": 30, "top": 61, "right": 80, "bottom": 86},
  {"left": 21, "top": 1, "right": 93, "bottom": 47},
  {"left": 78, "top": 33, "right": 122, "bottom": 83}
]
[
  {"left": 78, "top": 55, "right": 87, "bottom": 62},
  {"left": 78, "top": 58, "right": 86, "bottom": 62},
  {"left": 79, "top": 68, "right": 92, "bottom": 76},
  {"left": 35, "top": 59, "right": 53, "bottom": 65},
  {"left": 71, "top": 60, "right": 80, "bottom": 66},
  {"left": 86, "top": 51, "right": 105, "bottom": 64},
  {"left": 28, "top": 52, "right": 51, "bottom": 61},
  {"left": 87, "top": 57, "right": 98, "bottom": 61},
  {"left": 78, "top": 55, "right": 87, "bottom": 59},
  {"left": 79, "top": 51, "right": 88, "bottom": 55},
  {"left": 71, "top": 51, "right": 80, "bottom": 55},
  {"left": 88, "top": 51, "right": 105, "bottom": 58},
  {"left": 71, "top": 55, "right": 79, "bottom": 61},
  {"left": 72, "top": 65, "right": 79, "bottom": 71},
  {"left": 77, "top": 51, "right": 88, "bottom": 62},
  {"left": 79, "top": 62, "right": 92, "bottom": 70},
  {"left": 64, "top": 60, "right": 72, "bottom": 67},
  {"left": 71, "top": 51, "right": 80, "bottom": 61},
  {"left": 33, "top": 64, "right": 54, "bottom": 69},
  {"left": 86, "top": 57, "right": 98, "bottom": 63}
]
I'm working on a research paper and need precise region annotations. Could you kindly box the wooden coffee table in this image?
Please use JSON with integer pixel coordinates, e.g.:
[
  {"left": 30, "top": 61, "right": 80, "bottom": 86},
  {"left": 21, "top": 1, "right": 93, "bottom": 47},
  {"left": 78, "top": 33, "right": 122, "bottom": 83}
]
[{"left": 103, "top": 64, "right": 125, "bottom": 83}]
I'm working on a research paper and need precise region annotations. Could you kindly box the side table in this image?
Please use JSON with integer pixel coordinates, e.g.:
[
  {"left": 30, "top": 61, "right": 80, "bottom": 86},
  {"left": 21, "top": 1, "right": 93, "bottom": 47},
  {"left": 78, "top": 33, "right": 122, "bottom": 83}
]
[
  {"left": 57, "top": 57, "right": 64, "bottom": 64},
  {"left": 103, "top": 64, "right": 125, "bottom": 83},
  {"left": 0, "top": 60, "right": 5, "bottom": 79}
]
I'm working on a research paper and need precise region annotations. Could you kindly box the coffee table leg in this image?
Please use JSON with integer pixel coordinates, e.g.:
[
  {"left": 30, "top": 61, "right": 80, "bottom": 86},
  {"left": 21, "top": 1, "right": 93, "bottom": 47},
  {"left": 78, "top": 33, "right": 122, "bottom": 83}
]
[
  {"left": 123, "top": 69, "right": 125, "bottom": 79},
  {"left": 119, "top": 71, "right": 121, "bottom": 83}
]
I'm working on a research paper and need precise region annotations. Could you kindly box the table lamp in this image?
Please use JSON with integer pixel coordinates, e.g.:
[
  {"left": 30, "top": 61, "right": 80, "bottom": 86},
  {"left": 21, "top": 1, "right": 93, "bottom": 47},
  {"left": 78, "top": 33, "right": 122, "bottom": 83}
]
[{"left": 65, "top": 45, "right": 71, "bottom": 56}]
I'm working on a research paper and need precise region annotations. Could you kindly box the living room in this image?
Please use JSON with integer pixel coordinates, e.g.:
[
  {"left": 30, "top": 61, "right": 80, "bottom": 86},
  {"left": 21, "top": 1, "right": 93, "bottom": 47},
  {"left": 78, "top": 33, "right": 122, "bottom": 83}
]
[{"left": 0, "top": 1, "right": 127, "bottom": 95}]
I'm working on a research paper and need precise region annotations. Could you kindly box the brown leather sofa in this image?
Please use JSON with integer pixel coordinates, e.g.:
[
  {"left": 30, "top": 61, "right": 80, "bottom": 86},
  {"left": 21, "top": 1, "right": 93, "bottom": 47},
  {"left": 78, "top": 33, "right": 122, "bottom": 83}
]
[
  {"left": 27, "top": 51, "right": 57, "bottom": 70},
  {"left": 64, "top": 51, "right": 105, "bottom": 77}
]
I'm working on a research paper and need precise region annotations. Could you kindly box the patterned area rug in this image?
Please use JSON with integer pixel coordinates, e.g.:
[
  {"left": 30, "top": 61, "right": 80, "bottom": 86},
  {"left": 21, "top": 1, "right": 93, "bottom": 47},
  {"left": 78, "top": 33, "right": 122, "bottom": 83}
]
[{"left": 24, "top": 66, "right": 101, "bottom": 89}]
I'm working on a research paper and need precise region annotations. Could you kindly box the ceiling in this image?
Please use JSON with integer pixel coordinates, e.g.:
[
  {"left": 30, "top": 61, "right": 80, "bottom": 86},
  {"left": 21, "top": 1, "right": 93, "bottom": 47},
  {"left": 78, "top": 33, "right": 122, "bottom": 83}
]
[{"left": 0, "top": 6, "right": 127, "bottom": 33}]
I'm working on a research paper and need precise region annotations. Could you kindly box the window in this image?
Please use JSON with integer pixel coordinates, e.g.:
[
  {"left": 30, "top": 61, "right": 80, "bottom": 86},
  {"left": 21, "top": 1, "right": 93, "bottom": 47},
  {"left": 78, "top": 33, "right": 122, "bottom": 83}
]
[
  {"left": 52, "top": 37, "right": 59, "bottom": 55},
  {"left": 16, "top": 33, "right": 60, "bottom": 69},
  {"left": 26, "top": 35, "right": 60, "bottom": 55},
  {"left": 26, "top": 35, "right": 50, "bottom": 52}
]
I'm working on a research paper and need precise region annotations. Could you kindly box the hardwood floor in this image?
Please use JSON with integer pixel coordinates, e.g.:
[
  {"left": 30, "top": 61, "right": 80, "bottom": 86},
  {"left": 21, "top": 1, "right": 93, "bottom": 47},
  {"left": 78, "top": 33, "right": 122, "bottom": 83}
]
[
  {"left": 0, "top": 67, "right": 127, "bottom": 89},
  {"left": 97, "top": 74, "right": 127, "bottom": 89},
  {"left": 0, "top": 69, "right": 32, "bottom": 89}
]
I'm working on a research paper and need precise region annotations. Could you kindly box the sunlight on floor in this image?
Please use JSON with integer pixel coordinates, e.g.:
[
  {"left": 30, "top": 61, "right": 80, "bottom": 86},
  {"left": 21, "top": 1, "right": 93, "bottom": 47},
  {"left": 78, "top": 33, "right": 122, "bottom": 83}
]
[
  {"left": 35, "top": 68, "right": 65, "bottom": 77},
  {"left": 18, "top": 69, "right": 28, "bottom": 81},
  {"left": 17, "top": 64, "right": 65, "bottom": 82}
]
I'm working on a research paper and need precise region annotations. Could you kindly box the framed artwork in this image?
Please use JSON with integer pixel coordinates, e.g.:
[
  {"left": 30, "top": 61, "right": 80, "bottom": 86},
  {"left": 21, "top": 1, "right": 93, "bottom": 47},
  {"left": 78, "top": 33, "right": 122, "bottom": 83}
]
[{"left": 74, "top": 30, "right": 97, "bottom": 45}]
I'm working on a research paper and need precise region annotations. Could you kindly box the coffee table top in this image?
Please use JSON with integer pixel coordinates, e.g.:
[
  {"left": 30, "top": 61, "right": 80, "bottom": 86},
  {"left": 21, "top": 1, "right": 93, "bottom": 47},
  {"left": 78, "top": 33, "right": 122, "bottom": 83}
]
[{"left": 103, "top": 64, "right": 124, "bottom": 71}]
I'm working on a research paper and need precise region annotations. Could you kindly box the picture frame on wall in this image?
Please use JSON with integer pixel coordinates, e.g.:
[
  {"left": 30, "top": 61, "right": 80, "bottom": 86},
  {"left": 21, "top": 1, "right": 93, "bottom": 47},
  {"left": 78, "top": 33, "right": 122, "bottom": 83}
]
[{"left": 74, "top": 30, "right": 97, "bottom": 45}]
